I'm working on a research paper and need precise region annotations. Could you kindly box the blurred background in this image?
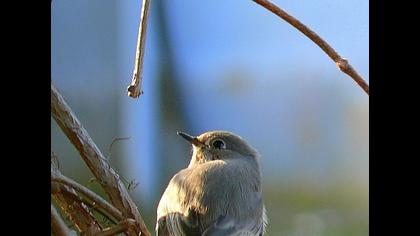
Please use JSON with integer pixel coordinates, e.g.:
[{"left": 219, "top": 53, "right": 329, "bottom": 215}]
[{"left": 51, "top": 0, "right": 368, "bottom": 235}]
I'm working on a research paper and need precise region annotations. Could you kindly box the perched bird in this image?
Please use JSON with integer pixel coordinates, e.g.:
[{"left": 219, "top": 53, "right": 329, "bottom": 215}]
[{"left": 156, "top": 130, "right": 267, "bottom": 236}]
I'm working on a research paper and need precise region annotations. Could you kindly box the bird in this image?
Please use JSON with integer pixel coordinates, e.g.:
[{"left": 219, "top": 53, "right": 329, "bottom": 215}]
[{"left": 156, "top": 130, "right": 267, "bottom": 236}]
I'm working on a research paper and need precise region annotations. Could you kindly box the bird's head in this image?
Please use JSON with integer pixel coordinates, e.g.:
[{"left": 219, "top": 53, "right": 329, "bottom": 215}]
[{"left": 177, "top": 130, "right": 259, "bottom": 167}]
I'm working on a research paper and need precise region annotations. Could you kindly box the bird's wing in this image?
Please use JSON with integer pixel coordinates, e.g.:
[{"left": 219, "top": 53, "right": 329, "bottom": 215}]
[
  {"left": 201, "top": 214, "right": 238, "bottom": 236},
  {"left": 156, "top": 208, "right": 202, "bottom": 236},
  {"left": 156, "top": 168, "right": 205, "bottom": 236},
  {"left": 202, "top": 195, "right": 267, "bottom": 236},
  {"left": 202, "top": 213, "right": 265, "bottom": 236}
]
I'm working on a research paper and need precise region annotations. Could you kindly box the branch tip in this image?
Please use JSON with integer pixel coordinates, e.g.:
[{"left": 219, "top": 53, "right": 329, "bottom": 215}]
[{"left": 252, "top": 0, "right": 369, "bottom": 95}]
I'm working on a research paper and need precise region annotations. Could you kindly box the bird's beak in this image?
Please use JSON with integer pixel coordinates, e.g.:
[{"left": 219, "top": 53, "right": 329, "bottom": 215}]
[{"left": 177, "top": 131, "right": 203, "bottom": 147}]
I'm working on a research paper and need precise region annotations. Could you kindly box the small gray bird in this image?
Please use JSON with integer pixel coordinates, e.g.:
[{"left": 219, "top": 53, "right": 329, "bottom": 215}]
[{"left": 156, "top": 130, "right": 267, "bottom": 236}]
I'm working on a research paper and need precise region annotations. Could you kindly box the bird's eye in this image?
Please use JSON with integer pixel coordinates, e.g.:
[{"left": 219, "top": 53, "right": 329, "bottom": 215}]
[{"left": 211, "top": 139, "right": 226, "bottom": 149}]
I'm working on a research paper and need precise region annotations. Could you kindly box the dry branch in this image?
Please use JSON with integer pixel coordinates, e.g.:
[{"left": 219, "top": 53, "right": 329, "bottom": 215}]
[
  {"left": 127, "top": 0, "right": 152, "bottom": 98},
  {"left": 51, "top": 204, "right": 72, "bottom": 236},
  {"left": 52, "top": 171, "right": 124, "bottom": 222},
  {"left": 252, "top": 0, "right": 369, "bottom": 95},
  {"left": 51, "top": 84, "right": 151, "bottom": 236},
  {"left": 59, "top": 187, "right": 118, "bottom": 225},
  {"left": 52, "top": 152, "right": 103, "bottom": 235},
  {"left": 95, "top": 219, "right": 138, "bottom": 236}
]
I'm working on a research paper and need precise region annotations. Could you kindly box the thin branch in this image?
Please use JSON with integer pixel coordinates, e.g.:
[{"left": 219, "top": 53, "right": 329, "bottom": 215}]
[
  {"left": 127, "top": 0, "right": 152, "bottom": 98},
  {"left": 52, "top": 188, "right": 105, "bottom": 234},
  {"left": 51, "top": 152, "right": 103, "bottom": 234},
  {"left": 107, "top": 136, "right": 131, "bottom": 161},
  {"left": 51, "top": 84, "right": 151, "bottom": 236},
  {"left": 52, "top": 173, "right": 124, "bottom": 222},
  {"left": 252, "top": 0, "right": 369, "bottom": 95},
  {"left": 95, "top": 219, "right": 138, "bottom": 236},
  {"left": 59, "top": 186, "right": 118, "bottom": 225},
  {"left": 51, "top": 204, "right": 72, "bottom": 236}
]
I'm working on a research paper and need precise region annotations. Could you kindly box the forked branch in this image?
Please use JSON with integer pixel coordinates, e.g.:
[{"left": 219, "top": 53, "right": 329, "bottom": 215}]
[
  {"left": 51, "top": 152, "right": 102, "bottom": 234},
  {"left": 51, "top": 84, "right": 151, "bottom": 236},
  {"left": 95, "top": 219, "right": 138, "bottom": 236},
  {"left": 51, "top": 171, "right": 124, "bottom": 222}
]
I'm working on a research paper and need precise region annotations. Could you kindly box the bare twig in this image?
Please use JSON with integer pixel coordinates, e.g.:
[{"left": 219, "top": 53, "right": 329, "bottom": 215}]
[
  {"left": 252, "top": 0, "right": 369, "bottom": 95},
  {"left": 107, "top": 136, "right": 131, "bottom": 161},
  {"left": 51, "top": 204, "right": 71, "bottom": 236},
  {"left": 60, "top": 186, "right": 118, "bottom": 225},
  {"left": 52, "top": 173, "right": 124, "bottom": 222},
  {"left": 105, "top": 136, "right": 139, "bottom": 191},
  {"left": 95, "top": 219, "right": 138, "bottom": 236},
  {"left": 51, "top": 84, "right": 151, "bottom": 236},
  {"left": 51, "top": 151, "right": 60, "bottom": 172},
  {"left": 127, "top": 0, "right": 152, "bottom": 98},
  {"left": 52, "top": 187, "right": 105, "bottom": 234},
  {"left": 51, "top": 152, "right": 103, "bottom": 234}
]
